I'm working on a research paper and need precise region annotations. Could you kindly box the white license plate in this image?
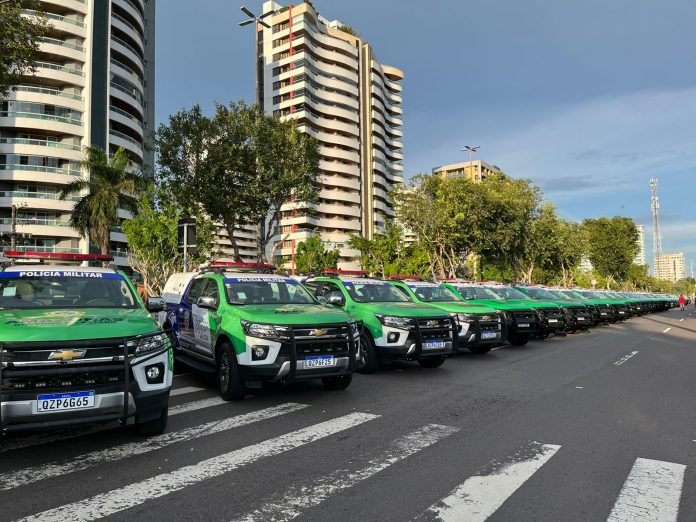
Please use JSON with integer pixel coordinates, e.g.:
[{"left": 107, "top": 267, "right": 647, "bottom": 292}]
[
  {"left": 548, "top": 319, "right": 558, "bottom": 323},
  {"left": 578, "top": 317, "right": 585, "bottom": 321},
  {"left": 518, "top": 323, "right": 530, "bottom": 328},
  {"left": 37, "top": 391, "right": 95, "bottom": 413},
  {"left": 305, "top": 355, "right": 335, "bottom": 368},
  {"left": 424, "top": 340, "right": 446, "bottom": 349},
  {"left": 600, "top": 312, "right": 608, "bottom": 316},
  {"left": 619, "top": 311, "right": 626, "bottom": 315},
  {"left": 481, "top": 331, "right": 498, "bottom": 340}
]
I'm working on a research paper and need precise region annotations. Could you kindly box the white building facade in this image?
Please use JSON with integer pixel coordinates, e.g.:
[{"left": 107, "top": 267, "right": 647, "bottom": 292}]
[
  {"left": 0, "top": 0, "right": 155, "bottom": 266},
  {"left": 258, "top": 1, "right": 404, "bottom": 270},
  {"left": 655, "top": 252, "right": 685, "bottom": 283}
]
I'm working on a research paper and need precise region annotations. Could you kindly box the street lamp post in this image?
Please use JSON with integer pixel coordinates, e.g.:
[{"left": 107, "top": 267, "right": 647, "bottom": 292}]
[
  {"left": 239, "top": 5, "right": 272, "bottom": 106},
  {"left": 461, "top": 145, "right": 481, "bottom": 182}
]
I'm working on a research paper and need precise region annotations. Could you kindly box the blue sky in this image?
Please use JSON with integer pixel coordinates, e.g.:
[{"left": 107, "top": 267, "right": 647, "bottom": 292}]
[{"left": 156, "top": 0, "right": 696, "bottom": 272}]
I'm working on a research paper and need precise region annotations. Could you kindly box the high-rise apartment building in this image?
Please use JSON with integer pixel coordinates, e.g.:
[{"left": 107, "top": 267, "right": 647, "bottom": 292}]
[
  {"left": 433, "top": 160, "right": 502, "bottom": 183},
  {"left": 655, "top": 252, "right": 685, "bottom": 282},
  {"left": 0, "top": 0, "right": 155, "bottom": 266},
  {"left": 257, "top": 1, "right": 404, "bottom": 270},
  {"left": 634, "top": 224, "right": 646, "bottom": 266}
]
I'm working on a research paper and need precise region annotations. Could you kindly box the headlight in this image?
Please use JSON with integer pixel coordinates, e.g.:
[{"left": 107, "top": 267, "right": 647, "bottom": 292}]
[
  {"left": 375, "top": 314, "right": 414, "bottom": 329},
  {"left": 349, "top": 321, "right": 360, "bottom": 336},
  {"left": 457, "top": 313, "right": 476, "bottom": 323},
  {"left": 132, "top": 333, "right": 169, "bottom": 356},
  {"left": 242, "top": 321, "right": 279, "bottom": 340}
]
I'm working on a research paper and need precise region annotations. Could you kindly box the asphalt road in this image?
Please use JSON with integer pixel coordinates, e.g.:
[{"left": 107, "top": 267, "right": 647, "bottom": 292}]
[{"left": 2, "top": 308, "right": 695, "bottom": 521}]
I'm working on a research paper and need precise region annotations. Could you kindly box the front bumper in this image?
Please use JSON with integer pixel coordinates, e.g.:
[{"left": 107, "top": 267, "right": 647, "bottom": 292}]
[{"left": 239, "top": 355, "right": 354, "bottom": 382}]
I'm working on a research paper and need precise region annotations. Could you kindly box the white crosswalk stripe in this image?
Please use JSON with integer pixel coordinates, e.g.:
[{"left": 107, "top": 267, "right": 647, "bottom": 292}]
[
  {"left": 0, "top": 391, "right": 224, "bottom": 454},
  {"left": 418, "top": 441, "right": 561, "bottom": 522},
  {"left": 606, "top": 458, "right": 685, "bottom": 522},
  {"left": 170, "top": 386, "right": 205, "bottom": 396},
  {"left": 234, "top": 423, "right": 460, "bottom": 522},
  {"left": 20, "top": 412, "right": 379, "bottom": 522},
  {"left": 0, "top": 402, "right": 308, "bottom": 492}
]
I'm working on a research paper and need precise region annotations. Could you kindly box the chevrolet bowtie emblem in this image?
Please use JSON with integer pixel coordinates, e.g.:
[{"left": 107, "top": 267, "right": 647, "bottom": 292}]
[
  {"left": 309, "top": 329, "right": 328, "bottom": 337},
  {"left": 427, "top": 320, "right": 439, "bottom": 327},
  {"left": 48, "top": 349, "right": 86, "bottom": 362}
]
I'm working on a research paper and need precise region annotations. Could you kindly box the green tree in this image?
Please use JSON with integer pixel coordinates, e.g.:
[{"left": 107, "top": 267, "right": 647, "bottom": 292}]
[
  {"left": 156, "top": 102, "right": 320, "bottom": 262},
  {"left": 583, "top": 217, "right": 639, "bottom": 286},
  {"left": 60, "top": 146, "right": 144, "bottom": 257},
  {"left": 0, "top": 1, "right": 49, "bottom": 98},
  {"left": 294, "top": 234, "right": 339, "bottom": 274},
  {"left": 122, "top": 187, "right": 215, "bottom": 296}
]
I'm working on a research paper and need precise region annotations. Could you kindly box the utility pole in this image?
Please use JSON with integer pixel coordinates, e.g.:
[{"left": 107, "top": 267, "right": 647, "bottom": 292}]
[
  {"left": 5, "top": 203, "right": 29, "bottom": 251},
  {"left": 461, "top": 145, "right": 481, "bottom": 182}
]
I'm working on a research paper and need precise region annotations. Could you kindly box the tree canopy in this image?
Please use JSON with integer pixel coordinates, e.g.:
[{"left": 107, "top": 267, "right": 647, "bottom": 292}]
[
  {"left": 294, "top": 235, "right": 339, "bottom": 274},
  {"left": 583, "top": 216, "right": 639, "bottom": 284}
]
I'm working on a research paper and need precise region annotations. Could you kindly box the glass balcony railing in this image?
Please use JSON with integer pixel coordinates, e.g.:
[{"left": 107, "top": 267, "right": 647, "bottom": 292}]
[
  {"left": 0, "top": 164, "right": 82, "bottom": 176},
  {"left": 12, "top": 84, "right": 84, "bottom": 101},
  {"left": 4, "top": 246, "right": 81, "bottom": 254},
  {"left": 41, "top": 37, "right": 85, "bottom": 52},
  {"left": 0, "top": 111, "right": 82, "bottom": 126},
  {"left": 34, "top": 61, "right": 84, "bottom": 77},
  {"left": 109, "top": 105, "right": 142, "bottom": 126},
  {"left": 0, "top": 137, "right": 82, "bottom": 151},
  {"left": 109, "top": 129, "right": 141, "bottom": 146},
  {"left": 111, "top": 36, "right": 143, "bottom": 61},
  {"left": 0, "top": 218, "right": 72, "bottom": 227},
  {"left": 109, "top": 249, "right": 130, "bottom": 258},
  {"left": 110, "top": 58, "right": 142, "bottom": 81},
  {"left": 112, "top": 12, "right": 142, "bottom": 39},
  {"left": 110, "top": 81, "right": 142, "bottom": 104},
  {"left": 0, "top": 191, "right": 81, "bottom": 202},
  {"left": 24, "top": 10, "right": 86, "bottom": 28}
]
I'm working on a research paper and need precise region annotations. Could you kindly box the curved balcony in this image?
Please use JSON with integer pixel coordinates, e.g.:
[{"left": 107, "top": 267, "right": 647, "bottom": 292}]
[
  {"left": 110, "top": 81, "right": 144, "bottom": 115},
  {"left": 298, "top": 125, "right": 358, "bottom": 151},
  {"left": 277, "top": 36, "right": 358, "bottom": 72},
  {"left": 24, "top": 10, "right": 86, "bottom": 37},
  {"left": 39, "top": 37, "right": 86, "bottom": 62},
  {"left": 279, "top": 95, "right": 358, "bottom": 124},
  {"left": 110, "top": 36, "right": 144, "bottom": 73},
  {"left": 319, "top": 174, "right": 360, "bottom": 191},
  {"left": 0, "top": 219, "right": 80, "bottom": 239},
  {"left": 280, "top": 80, "right": 359, "bottom": 111},
  {"left": 11, "top": 83, "right": 83, "bottom": 103},
  {"left": 112, "top": 13, "right": 145, "bottom": 53},
  {"left": 43, "top": 0, "right": 88, "bottom": 14},
  {"left": 278, "top": 64, "right": 359, "bottom": 96},
  {"left": 0, "top": 191, "right": 80, "bottom": 212},
  {"left": 110, "top": 58, "right": 144, "bottom": 92},
  {"left": 295, "top": 110, "right": 359, "bottom": 138},
  {"left": 318, "top": 159, "right": 359, "bottom": 177},
  {"left": 9, "top": 86, "right": 84, "bottom": 112},
  {"left": 0, "top": 111, "right": 84, "bottom": 137},
  {"left": 109, "top": 105, "right": 144, "bottom": 136},
  {"left": 32, "top": 61, "right": 86, "bottom": 87},
  {"left": 113, "top": 0, "right": 145, "bottom": 33},
  {"left": 277, "top": 54, "right": 358, "bottom": 85},
  {"left": 319, "top": 187, "right": 360, "bottom": 204},
  {"left": 318, "top": 145, "right": 359, "bottom": 164},
  {"left": 109, "top": 129, "right": 143, "bottom": 158},
  {"left": 0, "top": 164, "right": 82, "bottom": 185},
  {"left": 0, "top": 138, "right": 82, "bottom": 162}
]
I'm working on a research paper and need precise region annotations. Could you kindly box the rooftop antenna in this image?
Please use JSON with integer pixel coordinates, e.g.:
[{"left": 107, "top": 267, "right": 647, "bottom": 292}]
[{"left": 650, "top": 178, "right": 663, "bottom": 278}]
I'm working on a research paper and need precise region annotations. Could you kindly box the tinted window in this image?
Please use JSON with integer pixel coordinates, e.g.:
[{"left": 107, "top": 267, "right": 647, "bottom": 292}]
[{"left": 343, "top": 281, "right": 411, "bottom": 303}]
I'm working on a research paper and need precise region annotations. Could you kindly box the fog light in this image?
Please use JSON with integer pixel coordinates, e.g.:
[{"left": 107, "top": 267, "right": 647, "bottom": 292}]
[
  {"left": 252, "top": 345, "right": 269, "bottom": 361},
  {"left": 145, "top": 363, "right": 164, "bottom": 384},
  {"left": 387, "top": 332, "right": 399, "bottom": 343}
]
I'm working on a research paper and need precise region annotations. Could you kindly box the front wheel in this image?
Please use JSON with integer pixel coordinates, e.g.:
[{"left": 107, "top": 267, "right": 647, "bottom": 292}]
[
  {"left": 509, "top": 333, "right": 530, "bottom": 346},
  {"left": 417, "top": 356, "right": 446, "bottom": 368},
  {"left": 135, "top": 408, "right": 168, "bottom": 436},
  {"left": 356, "top": 333, "right": 380, "bottom": 374},
  {"left": 322, "top": 374, "right": 353, "bottom": 390},
  {"left": 218, "top": 342, "right": 246, "bottom": 401},
  {"left": 468, "top": 345, "right": 493, "bottom": 354}
]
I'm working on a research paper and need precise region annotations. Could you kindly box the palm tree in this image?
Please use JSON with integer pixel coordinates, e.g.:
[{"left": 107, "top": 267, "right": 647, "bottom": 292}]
[{"left": 60, "top": 146, "right": 144, "bottom": 256}]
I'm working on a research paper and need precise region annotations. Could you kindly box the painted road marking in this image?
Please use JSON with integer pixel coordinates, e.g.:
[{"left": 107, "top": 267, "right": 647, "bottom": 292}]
[
  {"left": 679, "top": 318, "right": 684, "bottom": 322},
  {"left": 662, "top": 327, "right": 672, "bottom": 333},
  {"left": 20, "top": 412, "right": 379, "bottom": 522},
  {"left": 419, "top": 442, "right": 561, "bottom": 522},
  {"left": 0, "top": 403, "right": 308, "bottom": 492},
  {"left": 234, "top": 423, "right": 459, "bottom": 522},
  {"left": 170, "top": 386, "right": 205, "bottom": 397},
  {"left": 0, "top": 395, "right": 229, "bottom": 454},
  {"left": 614, "top": 351, "right": 639, "bottom": 366},
  {"left": 606, "top": 458, "right": 685, "bottom": 522}
]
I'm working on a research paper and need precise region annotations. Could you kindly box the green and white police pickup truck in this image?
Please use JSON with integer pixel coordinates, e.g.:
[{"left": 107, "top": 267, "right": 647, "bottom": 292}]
[
  {"left": 0, "top": 252, "right": 171, "bottom": 436},
  {"left": 161, "top": 263, "right": 360, "bottom": 400},
  {"left": 388, "top": 278, "right": 506, "bottom": 354},
  {"left": 304, "top": 271, "right": 456, "bottom": 373}
]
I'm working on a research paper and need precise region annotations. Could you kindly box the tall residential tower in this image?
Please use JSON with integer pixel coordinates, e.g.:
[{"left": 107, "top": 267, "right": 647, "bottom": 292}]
[
  {"left": 0, "top": 0, "right": 155, "bottom": 266},
  {"left": 258, "top": 1, "right": 404, "bottom": 270}
]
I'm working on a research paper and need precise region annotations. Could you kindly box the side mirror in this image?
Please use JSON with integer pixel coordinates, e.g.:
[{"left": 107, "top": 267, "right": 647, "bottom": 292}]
[
  {"left": 147, "top": 296, "right": 165, "bottom": 313},
  {"left": 196, "top": 296, "right": 217, "bottom": 310},
  {"left": 326, "top": 293, "right": 345, "bottom": 307}
]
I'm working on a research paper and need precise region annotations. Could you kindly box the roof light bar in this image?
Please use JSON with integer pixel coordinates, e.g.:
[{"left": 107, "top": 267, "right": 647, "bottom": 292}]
[
  {"left": 3, "top": 251, "right": 114, "bottom": 262},
  {"left": 387, "top": 275, "right": 426, "bottom": 281},
  {"left": 323, "top": 269, "right": 368, "bottom": 276}
]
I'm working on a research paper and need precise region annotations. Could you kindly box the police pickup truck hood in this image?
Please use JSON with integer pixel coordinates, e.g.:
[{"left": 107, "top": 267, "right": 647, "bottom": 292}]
[
  {"left": 506, "top": 298, "right": 559, "bottom": 309},
  {"left": 426, "top": 302, "right": 500, "bottom": 315},
  {"left": 349, "top": 302, "right": 448, "bottom": 318},
  {"left": 0, "top": 308, "right": 158, "bottom": 343},
  {"left": 232, "top": 303, "right": 350, "bottom": 325}
]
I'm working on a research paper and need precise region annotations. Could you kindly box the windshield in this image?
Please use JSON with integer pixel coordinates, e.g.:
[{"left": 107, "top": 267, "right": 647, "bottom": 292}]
[
  {"left": 451, "top": 285, "right": 503, "bottom": 301},
  {"left": 548, "top": 290, "right": 572, "bottom": 300},
  {"left": 523, "top": 287, "right": 558, "bottom": 300},
  {"left": 344, "top": 281, "right": 411, "bottom": 303},
  {"left": 408, "top": 284, "right": 461, "bottom": 303},
  {"left": 488, "top": 286, "right": 530, "bottom": 300},
  {"left": 0, "top": 271, "right": 138, "bottom": 309},
  {"left": 561, "top": 290, "right": 586, "bottom": 300},
  {"left": 224, "top": 277, "right": 315, "bottom": 305}
]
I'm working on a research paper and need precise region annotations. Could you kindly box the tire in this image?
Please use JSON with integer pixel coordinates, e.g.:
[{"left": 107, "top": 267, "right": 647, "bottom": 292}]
[
  {"left": 218, "top": 341, "right": 246, "bottom": 401},
  {"left": 417, "top": 356, "right": 446, "bottom": 368},
  {"left": 356, "top": 333, "right": 380, "bottom": 374},
  {"left": 509, "top": 333, "right": 530, "bottom": 346},
  {"left": 467, "top": 345, "right": 493, "bottom": 354},
  {"left": 135, "top": 408, "right": 168, "bottom": 436},
  {"left": 322, "top": 373, "right": 353, "bottom": 390}
]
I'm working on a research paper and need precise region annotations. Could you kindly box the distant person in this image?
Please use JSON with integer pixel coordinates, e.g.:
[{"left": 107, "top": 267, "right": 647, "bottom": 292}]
[{"left": 678, "top": 294, "right": 685, "bottom": 311}]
